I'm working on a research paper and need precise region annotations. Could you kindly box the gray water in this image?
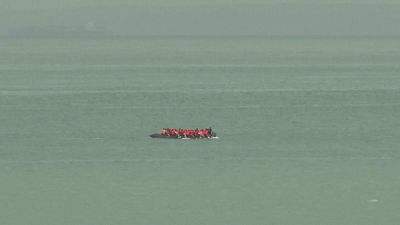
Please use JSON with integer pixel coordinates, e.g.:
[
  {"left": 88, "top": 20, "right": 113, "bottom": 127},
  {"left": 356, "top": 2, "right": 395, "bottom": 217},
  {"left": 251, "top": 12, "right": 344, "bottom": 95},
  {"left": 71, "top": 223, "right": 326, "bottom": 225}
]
[{"left": 1, "top": 37, "right": 400, "bottom": 225}]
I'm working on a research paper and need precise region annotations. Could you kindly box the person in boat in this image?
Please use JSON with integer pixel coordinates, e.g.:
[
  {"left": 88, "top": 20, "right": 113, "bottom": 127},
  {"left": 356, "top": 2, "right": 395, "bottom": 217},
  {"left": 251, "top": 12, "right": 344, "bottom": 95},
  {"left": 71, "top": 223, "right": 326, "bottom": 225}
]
[
  {"left": 197, "top": 129, "right": 204, "bottom": 138},
  {"left": 169, "top": 128, "right": 176, "bottom": 137},
  {"left": 204, "top": 129, "right": 209, "bottom": 138},
  {"left": 178, "top": 128, "right": 184, "bottom": 138},
  {"left": 188, "top": 129, "right": 194, "bottom": 138},
  {"left": 166, "top": 128, "right": 171, "bottom": 136}
]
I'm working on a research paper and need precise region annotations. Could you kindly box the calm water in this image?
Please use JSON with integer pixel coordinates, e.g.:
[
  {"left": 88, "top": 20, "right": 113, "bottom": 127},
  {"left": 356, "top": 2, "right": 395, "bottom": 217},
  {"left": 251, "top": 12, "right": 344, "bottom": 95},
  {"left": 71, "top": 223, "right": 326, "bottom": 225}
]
[{"left": 1, "top": 37, "right": 400, "bottom": 224}]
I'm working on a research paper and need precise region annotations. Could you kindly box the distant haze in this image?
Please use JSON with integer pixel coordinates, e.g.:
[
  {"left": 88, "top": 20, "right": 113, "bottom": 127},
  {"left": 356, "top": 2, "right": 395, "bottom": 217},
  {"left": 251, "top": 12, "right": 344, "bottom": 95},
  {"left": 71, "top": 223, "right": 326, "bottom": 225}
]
[{"left": 1, "top": 0, "right": 400, "bottom": 36}]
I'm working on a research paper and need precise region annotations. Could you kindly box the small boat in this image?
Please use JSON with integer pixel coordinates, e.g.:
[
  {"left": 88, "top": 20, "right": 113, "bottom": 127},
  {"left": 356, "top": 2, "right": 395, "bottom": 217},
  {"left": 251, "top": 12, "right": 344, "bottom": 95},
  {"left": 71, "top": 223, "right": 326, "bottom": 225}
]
[
  {"left": 149, "top": 133, "right": 219, "bottom": 139},
  {"left": 150, "top": 128, "right": 218, "bottom": 139}
]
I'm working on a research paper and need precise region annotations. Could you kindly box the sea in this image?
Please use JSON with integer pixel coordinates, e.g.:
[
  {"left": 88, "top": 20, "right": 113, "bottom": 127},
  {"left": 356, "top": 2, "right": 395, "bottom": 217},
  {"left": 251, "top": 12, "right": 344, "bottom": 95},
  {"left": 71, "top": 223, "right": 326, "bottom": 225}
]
[{"left": 0, "top": 36, "right": 399, "bottom": 224}]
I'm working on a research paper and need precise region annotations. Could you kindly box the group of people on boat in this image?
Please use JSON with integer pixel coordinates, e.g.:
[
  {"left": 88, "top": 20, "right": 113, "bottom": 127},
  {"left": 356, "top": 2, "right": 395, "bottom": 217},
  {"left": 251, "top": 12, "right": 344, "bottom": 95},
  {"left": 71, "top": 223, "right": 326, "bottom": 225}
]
[{"left": 161, "top": 127, "right": 213, "bottom": 138}]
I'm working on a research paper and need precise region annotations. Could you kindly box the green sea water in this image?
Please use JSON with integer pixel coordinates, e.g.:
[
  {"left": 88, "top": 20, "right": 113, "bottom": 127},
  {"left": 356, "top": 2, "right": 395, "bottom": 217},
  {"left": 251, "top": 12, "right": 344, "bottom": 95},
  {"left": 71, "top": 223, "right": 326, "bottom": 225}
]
[{"left": 1, "top": 37, "right": 400, "bottom": 224}]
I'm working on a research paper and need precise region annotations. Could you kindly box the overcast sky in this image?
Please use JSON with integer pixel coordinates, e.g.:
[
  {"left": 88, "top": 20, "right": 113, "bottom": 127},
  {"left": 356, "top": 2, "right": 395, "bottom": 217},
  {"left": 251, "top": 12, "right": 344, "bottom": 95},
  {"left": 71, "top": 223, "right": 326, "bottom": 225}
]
[{"left": 1, "top": 0, "right": 399, "bottom": 36}]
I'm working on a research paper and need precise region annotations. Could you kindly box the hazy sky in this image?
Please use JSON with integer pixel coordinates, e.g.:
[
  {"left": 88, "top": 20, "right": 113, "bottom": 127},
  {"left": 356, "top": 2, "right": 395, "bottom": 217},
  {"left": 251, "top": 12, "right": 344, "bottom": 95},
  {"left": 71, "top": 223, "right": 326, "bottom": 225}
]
[{"left": 1, "top": 0, "right": 399, "bottom": 36}]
